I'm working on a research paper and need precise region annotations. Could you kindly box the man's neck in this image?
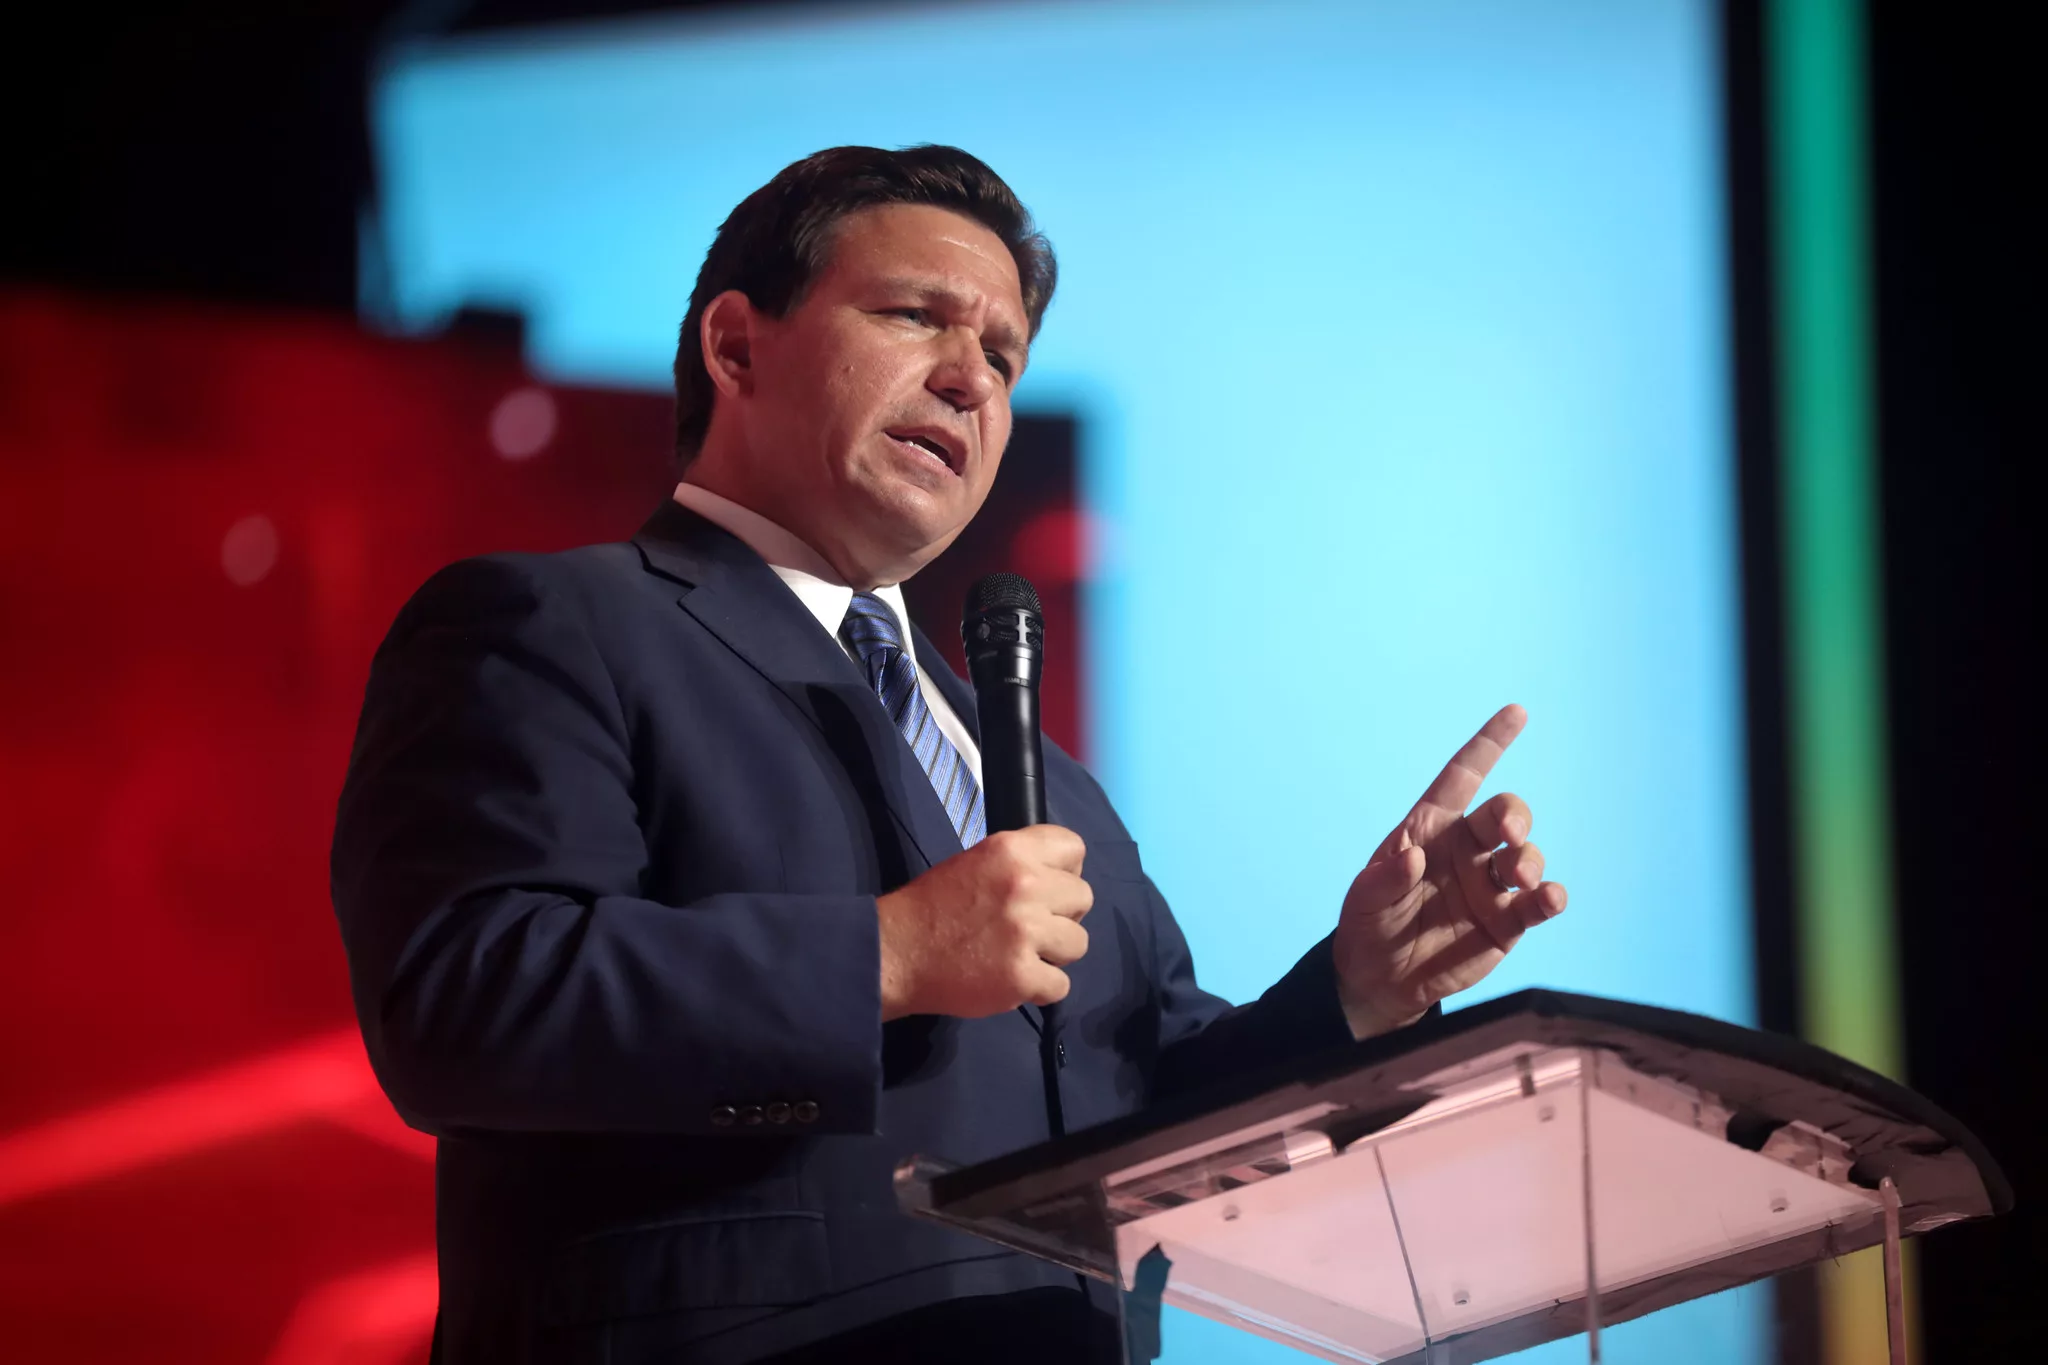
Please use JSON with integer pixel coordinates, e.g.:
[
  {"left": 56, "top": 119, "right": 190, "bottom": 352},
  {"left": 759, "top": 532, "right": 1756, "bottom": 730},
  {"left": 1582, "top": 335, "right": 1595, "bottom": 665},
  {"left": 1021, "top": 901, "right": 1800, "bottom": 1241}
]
[
  {"left": 672, "top": 480, "right": 846, "bottom": 585},
  {"left": 677, "top": 463, "right": 864, "bottom": 584},
  {"left": 681, "top": 443, "right": 920, "bottom": 590}
]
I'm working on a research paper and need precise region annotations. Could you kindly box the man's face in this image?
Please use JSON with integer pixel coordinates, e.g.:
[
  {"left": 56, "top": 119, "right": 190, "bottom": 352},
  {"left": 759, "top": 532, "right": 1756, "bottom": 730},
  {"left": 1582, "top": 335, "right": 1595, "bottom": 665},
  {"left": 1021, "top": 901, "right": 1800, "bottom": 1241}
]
[{"left": 735, "top": 203, "right": 1029, "bottom": 585}]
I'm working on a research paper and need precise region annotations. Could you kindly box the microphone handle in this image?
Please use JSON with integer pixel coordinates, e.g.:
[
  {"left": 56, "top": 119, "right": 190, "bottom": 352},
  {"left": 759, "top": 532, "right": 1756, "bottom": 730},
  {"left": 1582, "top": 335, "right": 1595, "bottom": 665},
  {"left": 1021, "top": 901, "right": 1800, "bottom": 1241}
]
[
  {"left": 964, "top": 604, "right": 1064, "bottom": 1135},
  {"left": 964, "top": 602, "right": 1047, "bottom": 835},
  {"left": 978, "top": 671, "right": 1047, "bottom": 832}
]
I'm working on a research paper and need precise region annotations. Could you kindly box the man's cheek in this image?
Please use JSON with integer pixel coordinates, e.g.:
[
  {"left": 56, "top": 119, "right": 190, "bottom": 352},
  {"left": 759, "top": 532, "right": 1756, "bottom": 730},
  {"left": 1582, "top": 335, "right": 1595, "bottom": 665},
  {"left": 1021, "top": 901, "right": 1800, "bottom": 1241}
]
[{"left": 983, "top": 415, "right": 1012, "bottom": 476}]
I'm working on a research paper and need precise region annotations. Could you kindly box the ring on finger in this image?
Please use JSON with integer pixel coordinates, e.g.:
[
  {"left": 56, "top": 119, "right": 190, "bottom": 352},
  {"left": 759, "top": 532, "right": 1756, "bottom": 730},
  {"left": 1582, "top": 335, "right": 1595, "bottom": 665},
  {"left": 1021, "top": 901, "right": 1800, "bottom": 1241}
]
[{"left": 1487, "top": 855, "right": 1513, "bottom": 894}]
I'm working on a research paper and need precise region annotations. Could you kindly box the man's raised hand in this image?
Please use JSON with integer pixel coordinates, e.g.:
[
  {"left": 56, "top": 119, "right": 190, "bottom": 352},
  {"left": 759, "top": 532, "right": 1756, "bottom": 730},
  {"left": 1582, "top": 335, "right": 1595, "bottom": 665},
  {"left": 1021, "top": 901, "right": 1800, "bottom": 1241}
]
[
  {"left": 1332, "top": 704, "right": 1568, "bottom": 1038},
  {"left": 877, "top": 825, "right": 1093, "bottom": 1021}
]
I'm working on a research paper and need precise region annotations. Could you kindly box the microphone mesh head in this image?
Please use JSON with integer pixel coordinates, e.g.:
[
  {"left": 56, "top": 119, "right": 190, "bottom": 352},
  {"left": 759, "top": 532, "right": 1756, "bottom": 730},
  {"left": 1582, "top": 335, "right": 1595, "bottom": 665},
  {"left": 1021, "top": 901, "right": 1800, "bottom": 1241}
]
[{"left": 965, "top": 571, "right": 1042, "bottom": 617}]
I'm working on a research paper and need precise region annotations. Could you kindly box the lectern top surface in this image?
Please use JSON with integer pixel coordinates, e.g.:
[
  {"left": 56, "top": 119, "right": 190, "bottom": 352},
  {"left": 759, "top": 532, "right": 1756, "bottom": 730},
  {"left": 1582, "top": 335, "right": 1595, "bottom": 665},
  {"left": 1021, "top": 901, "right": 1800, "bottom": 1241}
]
[
  {"left": 925, "top": 989, "right": 2007, "bottom": 1229},
  {"left": 900, "top": 991, "right": 2008, "bottom": 1364}
]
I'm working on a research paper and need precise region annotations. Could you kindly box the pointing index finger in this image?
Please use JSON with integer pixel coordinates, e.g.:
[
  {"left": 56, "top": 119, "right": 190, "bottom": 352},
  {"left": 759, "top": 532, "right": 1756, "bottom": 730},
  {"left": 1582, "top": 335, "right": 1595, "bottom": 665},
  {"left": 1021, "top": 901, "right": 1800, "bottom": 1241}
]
[{"left": 1416, "top": 704, "right": 1527, "bottom": 816}]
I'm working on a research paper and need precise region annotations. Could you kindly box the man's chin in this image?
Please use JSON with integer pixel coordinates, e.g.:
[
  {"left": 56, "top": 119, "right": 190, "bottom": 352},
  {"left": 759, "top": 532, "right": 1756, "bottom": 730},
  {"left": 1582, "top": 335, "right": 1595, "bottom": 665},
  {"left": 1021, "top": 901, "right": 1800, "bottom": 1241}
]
[{"left": 848, "top": 495, "right": 970, "bottom": 581}]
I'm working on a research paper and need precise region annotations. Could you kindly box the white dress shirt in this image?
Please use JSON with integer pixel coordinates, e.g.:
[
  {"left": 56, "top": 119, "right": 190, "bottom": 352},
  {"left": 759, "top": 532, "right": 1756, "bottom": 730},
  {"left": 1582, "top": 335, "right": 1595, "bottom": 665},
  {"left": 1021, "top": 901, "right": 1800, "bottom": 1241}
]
[{"left": 671, "top": 481, "right": 983, "bottom": 781}]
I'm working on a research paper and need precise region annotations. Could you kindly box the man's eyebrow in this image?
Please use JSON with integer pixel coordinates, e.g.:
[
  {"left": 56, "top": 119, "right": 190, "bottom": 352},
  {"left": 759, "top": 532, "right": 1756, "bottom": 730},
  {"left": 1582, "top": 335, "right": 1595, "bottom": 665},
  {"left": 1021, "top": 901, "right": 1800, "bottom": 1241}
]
[
  {"left": 981, "top": 317, "right": 1027, "bottom": 357},
  {"left": 875, "top": 277, "right": 1028, "bottom": 355}
]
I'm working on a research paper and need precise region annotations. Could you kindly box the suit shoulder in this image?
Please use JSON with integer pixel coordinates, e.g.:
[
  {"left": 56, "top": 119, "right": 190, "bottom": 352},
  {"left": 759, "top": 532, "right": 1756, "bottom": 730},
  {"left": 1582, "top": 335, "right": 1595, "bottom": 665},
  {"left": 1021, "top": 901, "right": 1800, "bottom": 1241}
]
[{"left": 387, "top": 542, "right": 645, "bottom": 642}]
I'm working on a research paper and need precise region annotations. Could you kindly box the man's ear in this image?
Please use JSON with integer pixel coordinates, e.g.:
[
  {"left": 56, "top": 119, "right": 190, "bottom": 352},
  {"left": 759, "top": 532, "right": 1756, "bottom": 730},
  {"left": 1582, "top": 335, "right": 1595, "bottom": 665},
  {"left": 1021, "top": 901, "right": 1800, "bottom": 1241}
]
[{"left": 700, "top": 290, "right": 759, "bottom": 400}]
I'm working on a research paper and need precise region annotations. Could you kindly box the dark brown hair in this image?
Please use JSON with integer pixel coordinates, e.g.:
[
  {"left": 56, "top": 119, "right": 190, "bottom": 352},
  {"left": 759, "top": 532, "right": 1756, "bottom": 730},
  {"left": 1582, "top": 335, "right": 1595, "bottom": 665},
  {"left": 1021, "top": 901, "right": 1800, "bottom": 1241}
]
[{"left": 671, "top": 144, "right": 1057, "bottom": 465}]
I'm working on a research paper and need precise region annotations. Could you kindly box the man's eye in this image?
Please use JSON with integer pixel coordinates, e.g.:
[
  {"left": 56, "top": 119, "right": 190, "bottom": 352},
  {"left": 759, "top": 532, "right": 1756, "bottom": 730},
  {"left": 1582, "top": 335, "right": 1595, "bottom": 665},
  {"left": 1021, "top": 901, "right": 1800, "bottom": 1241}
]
[
  {"left": 984, "top": 350, "right": 1013, "bottom": 380},
  {"left": 887, "top": 307, "right": 930, "bottom": 325}
]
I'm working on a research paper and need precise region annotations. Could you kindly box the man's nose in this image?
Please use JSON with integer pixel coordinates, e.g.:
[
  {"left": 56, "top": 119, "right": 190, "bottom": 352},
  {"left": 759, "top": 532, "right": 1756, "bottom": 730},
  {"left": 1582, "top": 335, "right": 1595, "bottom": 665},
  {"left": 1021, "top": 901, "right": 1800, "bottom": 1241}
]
[{"left": 927, "top": 328, "right": 1000, "bottom": 411}]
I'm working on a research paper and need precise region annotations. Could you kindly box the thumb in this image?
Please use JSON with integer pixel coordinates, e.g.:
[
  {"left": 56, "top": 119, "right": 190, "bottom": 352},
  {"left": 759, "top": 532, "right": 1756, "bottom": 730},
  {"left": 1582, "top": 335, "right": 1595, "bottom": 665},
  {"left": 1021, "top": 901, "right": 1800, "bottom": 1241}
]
[{"left": 1347, "top": 844, "right": 1426, "bottom": 916}]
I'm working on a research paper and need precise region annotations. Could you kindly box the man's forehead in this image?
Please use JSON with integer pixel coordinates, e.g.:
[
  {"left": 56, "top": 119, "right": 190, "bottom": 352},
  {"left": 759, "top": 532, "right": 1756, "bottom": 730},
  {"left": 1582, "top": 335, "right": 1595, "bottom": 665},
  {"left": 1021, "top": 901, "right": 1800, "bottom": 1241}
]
[
  {"left": 827, "top": 206, "right": 1025, "bottom": 310},
  {"left": 926, "top": 219, "right": 1014, "bottom": 276}
]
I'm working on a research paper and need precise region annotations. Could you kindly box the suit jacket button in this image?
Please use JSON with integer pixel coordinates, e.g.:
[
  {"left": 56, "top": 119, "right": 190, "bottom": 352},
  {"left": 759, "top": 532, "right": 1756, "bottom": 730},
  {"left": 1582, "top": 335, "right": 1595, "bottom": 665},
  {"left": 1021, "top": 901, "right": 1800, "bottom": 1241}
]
[
  {"left": 739, "top": 1105, "right": 765, "bottom": 1126},
  {"left": 710, "top": 1106, "right": 737, "bottom": 1128},
  {"left": 793, "top": 1100, "right": 820, "bottom": 1124},
  {"left": 766, "top": 1102, "right": 792, "bottom": 1124}
]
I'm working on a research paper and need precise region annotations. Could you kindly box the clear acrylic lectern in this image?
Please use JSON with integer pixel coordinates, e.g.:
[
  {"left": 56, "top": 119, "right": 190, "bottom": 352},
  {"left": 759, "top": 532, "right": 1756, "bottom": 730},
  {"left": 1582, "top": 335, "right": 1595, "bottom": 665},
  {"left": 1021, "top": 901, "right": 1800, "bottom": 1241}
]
[{"left": 897, "top": 990, "right": 2008, "bottom": 1364}]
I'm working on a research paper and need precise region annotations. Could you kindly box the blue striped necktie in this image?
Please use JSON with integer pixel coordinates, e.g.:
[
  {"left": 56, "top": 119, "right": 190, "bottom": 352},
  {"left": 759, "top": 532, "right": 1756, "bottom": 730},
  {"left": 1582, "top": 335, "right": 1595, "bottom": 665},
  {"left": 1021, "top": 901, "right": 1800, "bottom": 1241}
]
[{"left": 840, "top": 592, "right": 987, "bottom": 848}]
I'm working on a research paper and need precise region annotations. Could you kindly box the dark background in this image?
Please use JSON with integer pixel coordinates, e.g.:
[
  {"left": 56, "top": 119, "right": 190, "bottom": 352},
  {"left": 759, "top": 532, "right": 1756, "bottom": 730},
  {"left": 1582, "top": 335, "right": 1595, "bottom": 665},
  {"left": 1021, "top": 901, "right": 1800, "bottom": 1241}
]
[
  {"left": 1864, "top": 6, "right": 2039, "bottom": 1357},
  {"left": 3, "top": 1, "right": 2038, "bottom": 1360}
]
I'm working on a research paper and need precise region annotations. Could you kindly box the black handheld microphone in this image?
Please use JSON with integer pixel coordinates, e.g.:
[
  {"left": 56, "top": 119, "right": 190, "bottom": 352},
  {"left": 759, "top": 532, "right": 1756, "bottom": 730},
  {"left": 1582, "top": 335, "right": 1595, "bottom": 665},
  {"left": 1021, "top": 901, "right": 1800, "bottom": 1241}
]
[
  {"left": 962, "top": 573, "right": 1066, "bottom": 1134},
  {"left": 961, "top": 572, "right": 1048, "bottom": 833}
]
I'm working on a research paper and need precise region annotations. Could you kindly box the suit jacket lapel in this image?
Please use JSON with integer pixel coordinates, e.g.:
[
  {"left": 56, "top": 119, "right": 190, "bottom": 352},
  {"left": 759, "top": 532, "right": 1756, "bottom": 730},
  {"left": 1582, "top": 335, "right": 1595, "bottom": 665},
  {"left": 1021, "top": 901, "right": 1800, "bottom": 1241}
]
[{"left": 633, "top": 500, "right": 963, "bottom": 874}]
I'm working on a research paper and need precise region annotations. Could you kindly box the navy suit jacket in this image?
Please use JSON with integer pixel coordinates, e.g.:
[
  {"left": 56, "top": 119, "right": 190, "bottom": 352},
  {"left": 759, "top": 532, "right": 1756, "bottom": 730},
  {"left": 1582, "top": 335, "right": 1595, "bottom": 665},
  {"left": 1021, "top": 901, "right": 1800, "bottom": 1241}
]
[{"left": 330, "top": 501, "right": 1360, "bottom": 1363}]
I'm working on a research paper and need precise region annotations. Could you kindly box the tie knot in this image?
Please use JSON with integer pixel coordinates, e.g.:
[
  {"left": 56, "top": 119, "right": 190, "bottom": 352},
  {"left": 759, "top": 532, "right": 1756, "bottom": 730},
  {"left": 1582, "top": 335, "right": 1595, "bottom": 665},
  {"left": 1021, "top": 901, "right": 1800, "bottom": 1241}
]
[{"left": 840, "top": 591, "right": 907, "bottom": 665}]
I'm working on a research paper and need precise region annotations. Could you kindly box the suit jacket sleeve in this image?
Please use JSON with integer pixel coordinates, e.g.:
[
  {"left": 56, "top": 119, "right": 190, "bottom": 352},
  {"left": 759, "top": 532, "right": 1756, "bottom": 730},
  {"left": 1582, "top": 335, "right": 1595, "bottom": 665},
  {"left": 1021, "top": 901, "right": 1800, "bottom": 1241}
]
[
  {"left": 331, "top": 556, "right": 882, "bottom": 1138},
  {"left": 1144, "top": 876, "right": 1440, "bottom": 1101}
]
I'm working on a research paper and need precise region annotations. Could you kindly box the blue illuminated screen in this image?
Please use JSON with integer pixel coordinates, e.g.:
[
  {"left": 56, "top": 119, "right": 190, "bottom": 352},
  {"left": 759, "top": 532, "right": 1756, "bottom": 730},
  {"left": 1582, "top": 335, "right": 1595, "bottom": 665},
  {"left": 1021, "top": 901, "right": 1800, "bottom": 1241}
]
[{"left": 372, "top": 0, "right": 1757, "bottom": 1358}]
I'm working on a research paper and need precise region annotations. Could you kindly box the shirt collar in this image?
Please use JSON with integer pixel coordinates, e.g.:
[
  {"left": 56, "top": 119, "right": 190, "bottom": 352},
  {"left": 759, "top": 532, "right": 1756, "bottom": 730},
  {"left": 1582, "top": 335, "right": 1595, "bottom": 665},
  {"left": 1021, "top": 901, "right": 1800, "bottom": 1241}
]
[{"left": 671, "top": 481, "right": 914, "bottom": 645}]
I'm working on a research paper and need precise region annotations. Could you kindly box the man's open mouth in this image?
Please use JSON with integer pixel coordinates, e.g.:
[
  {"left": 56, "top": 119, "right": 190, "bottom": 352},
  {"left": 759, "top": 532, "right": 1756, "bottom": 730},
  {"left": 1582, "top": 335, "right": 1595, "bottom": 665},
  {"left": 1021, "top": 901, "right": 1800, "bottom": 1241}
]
[{"left": 885, "top": 429, "right": 961, "bottom": 476}]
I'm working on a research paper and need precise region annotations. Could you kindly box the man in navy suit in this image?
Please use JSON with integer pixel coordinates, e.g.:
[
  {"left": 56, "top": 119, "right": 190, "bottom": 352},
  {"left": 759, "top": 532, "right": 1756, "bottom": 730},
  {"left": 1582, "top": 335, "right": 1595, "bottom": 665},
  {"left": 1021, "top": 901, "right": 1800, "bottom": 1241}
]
[{"left": 331, "top": 145, "right": 1568, "bottom": 1364}]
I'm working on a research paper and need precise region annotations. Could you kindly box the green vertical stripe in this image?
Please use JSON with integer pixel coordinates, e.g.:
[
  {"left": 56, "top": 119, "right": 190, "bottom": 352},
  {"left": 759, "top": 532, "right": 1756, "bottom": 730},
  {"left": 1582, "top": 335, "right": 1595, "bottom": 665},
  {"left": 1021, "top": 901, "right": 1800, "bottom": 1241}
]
[
  {"left": 1768, "top": 0, "right": 1899, "bottom": 1079},
  {"left": 1766, "top": 1, "right": 1904, "bottom": 1358}
]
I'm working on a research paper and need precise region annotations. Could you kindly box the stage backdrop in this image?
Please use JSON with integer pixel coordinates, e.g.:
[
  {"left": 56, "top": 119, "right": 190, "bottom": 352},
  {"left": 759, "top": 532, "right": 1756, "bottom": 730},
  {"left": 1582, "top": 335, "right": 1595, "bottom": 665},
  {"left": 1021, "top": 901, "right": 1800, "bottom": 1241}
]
[{"left": 371, "top": 0, "right": 1756, "bottom": 1359}]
